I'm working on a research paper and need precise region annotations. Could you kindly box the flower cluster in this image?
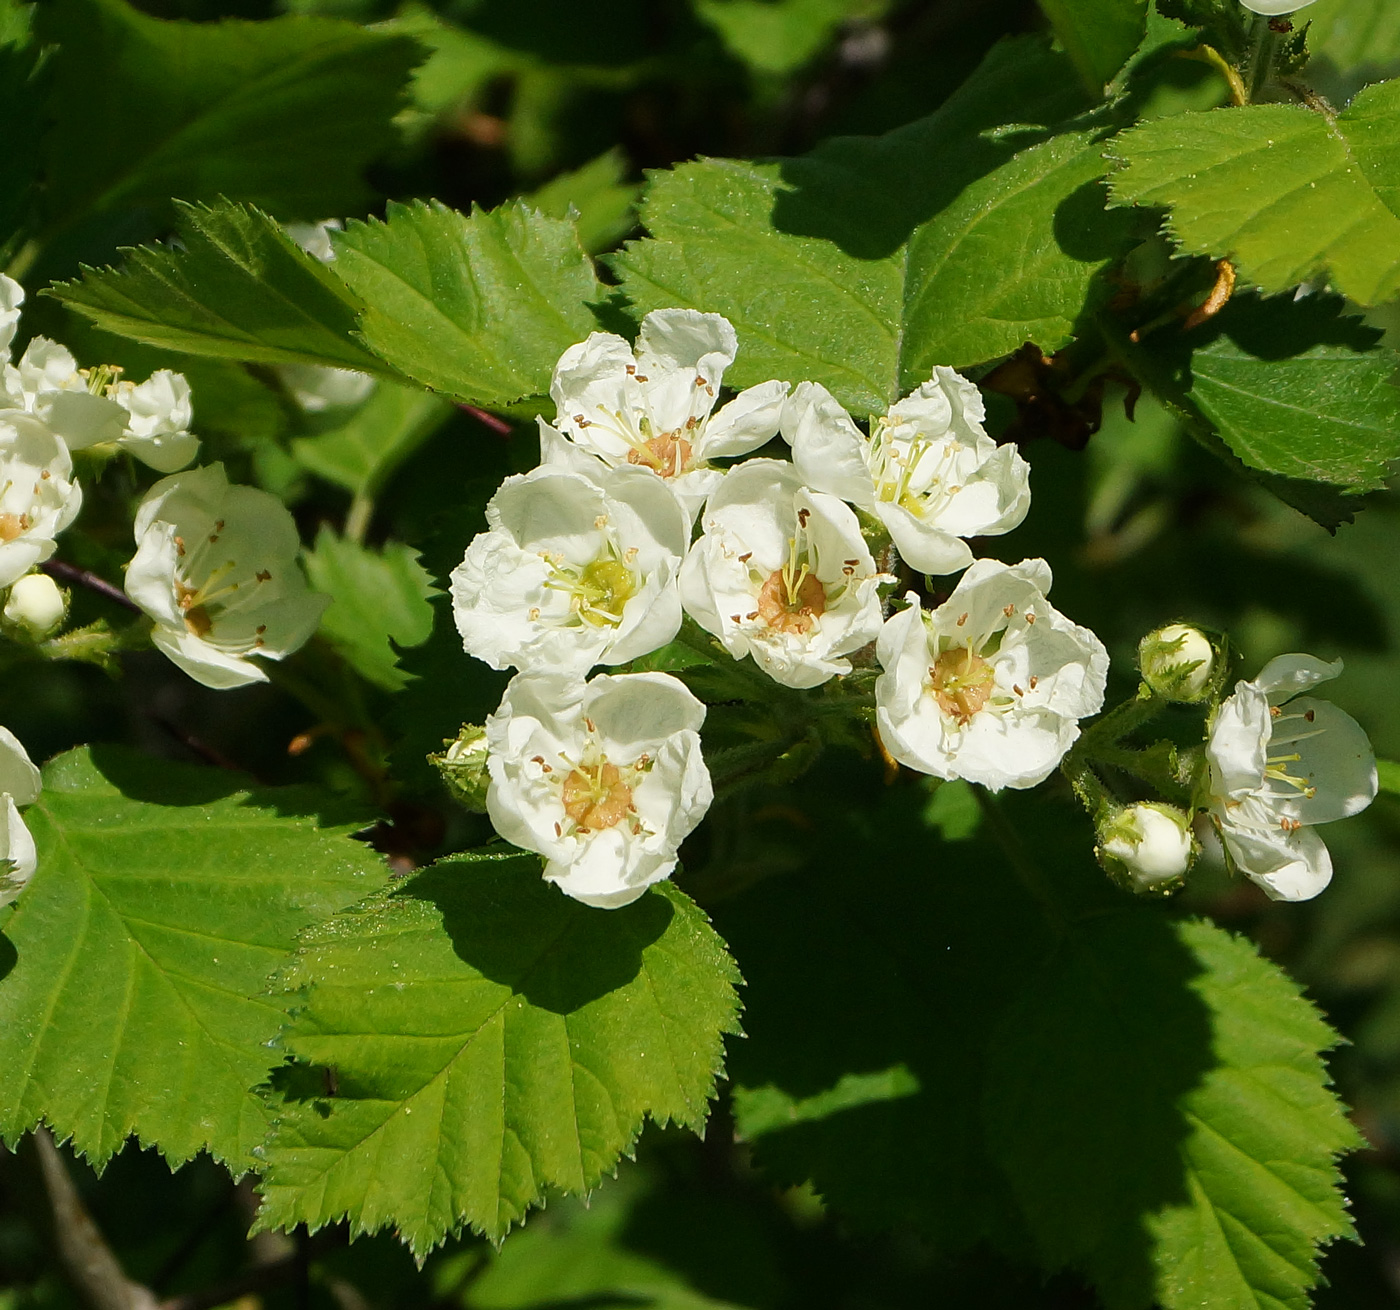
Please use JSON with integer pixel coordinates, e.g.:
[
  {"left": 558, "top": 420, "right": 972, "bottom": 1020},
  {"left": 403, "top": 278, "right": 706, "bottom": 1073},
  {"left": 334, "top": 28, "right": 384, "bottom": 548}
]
[
  {"left": 0, "top": 273, "right": 327, "bottom": 690},
  {"left": 453, "top": 308, "right": 1111, "bottom": 907}
]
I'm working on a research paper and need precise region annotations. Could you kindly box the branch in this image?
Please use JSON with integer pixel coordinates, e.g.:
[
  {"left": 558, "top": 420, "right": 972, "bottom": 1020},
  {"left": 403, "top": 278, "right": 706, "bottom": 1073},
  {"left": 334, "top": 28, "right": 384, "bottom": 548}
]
[
  {"left": 40, "top": 561, "right": 141, "bottom": 615},
  {"left": 33, "top": 1127, "right": 159, "bottom": 1310}
]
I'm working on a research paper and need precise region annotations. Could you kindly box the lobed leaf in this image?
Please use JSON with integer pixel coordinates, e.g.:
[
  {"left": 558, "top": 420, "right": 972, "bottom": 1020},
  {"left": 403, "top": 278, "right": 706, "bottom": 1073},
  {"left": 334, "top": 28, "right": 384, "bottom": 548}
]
[
  {"left": 0, "top": 747, "right": 387, "bottom": 1171},
  {"left": 614, "top": 37, "right": 1125, "bottom": 414},
  {"left": 37, "top": 0, "right": 422, "bottom": 226},
  {"left": 1109, "top": 88, "right": 1400, "bottom": 306},
  {"left": 254, "top": 856, "right": 742, "bottom": 1254},
  {"left": 331, "top": 199, "right": 606, "bottom": 407},
  {"left": 985, "top": 915, "right": 1363, "bottom": 1310},
  {"left": 49, "top": 201, "right": 387, "bottom": 373},
  {"left": 305, "top": 528, "right": 439, "bottom": 692}
]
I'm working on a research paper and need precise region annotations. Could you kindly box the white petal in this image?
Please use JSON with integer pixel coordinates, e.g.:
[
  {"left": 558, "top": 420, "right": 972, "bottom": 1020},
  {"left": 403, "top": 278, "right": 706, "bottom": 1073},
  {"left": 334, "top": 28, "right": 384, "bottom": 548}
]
[
  {"left": 586, "top": 670, "right": 707, "bottom": 750},
  {"left": 0, "top": 726, "right": 40, "bottom": 805},
  {"left": 150, "top": 627, "right": 270, "bottom": 689},
  {"left": 782, "top": 381, "right": 875, "bottom": 507},
  {"left": 699, "top": 379, "right": 790, "bottom": 459},
  {"left": 0, "top": 274, "right": 23, "bottom": 357},
  {"left": 1254, "top": 652, "right": 1343, "bottom": 704},
  {"left": 0, "top": 795, "right": 37, "bottom": 907},
  {"left": 45, "top": 391, "right": 127, "bottom": 449},
  {"left": 1221, "top": 820, "right": 1332, "bottom": 901},
  {"left": 1240, "top": 0, "right": 1316, "bottom": 14},
  {"left": 877, "top": 504, "right": 974, "bottom": 575},
  {"left": 636, "top": 309, "right": 737, "bottom": 376},
  {"left": 1272, "top": 698, "right": 1377, "bottom": 825},
  {"left": 1207, "top": 682, "right": 1270, "bottom": 798},
  {"left": 536, "top": 417, "right": 610, "bottom": 477}
]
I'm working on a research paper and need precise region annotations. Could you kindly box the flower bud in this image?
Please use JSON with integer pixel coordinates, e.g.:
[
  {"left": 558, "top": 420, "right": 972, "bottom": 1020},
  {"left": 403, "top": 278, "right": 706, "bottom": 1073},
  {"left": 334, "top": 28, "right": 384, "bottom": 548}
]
[
  {"left": 1139, "top": 623, "right": 1216, "bottom": 702},
  {"left": 1098, "top": 803, "right": 1195, "bottom": 896},
  {"left": 4, "top": 573, "right": 66, "bottom": 638},
  {"left": 431, "top": 724, "right": 490, "bottom": 813}
]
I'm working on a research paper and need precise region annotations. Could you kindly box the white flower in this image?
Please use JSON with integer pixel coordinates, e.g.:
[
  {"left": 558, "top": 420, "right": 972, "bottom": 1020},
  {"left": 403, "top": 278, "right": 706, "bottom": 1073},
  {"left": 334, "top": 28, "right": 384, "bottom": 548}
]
[
  {"left": 0, "top": 274, "right": 23, "bottom": 358},
  {"left": 106, "top": 370, "right": 200, "bottom": 472},
  {"left": 0, "top": 413, "right": 82, "bottom": 588},
  {"left": 1241, "top": 0, "right": 1315, "bottom": 14},
  {"left": 1205, "top": 653, "right": 1376, "bottom": 902},
  {"left": 451, "top": 457, "right": 687, "bottom": 676},
  {"left": 283, "top": 219, "right": 342, "bottom": 264},
  {"left": 0, "top": 725, "right": 41, "bottom": 908},
  {"left": 125, "top": 463, "right": 329, "bottom": 690},
  {"left": 4, "top": 573, "right": 66, "bottom": 637},
  {"left": 783, "top": 370, "right": 1031, "bottom": 575},
  {"left": 1099, "top": 803, "right": 1194, "bottom": 893},
  {"left": 679, "top": 458, "right": 887, "bottom": 689},
  {"left": 546, "top": 308, "right": 789, "bottom": 520},
  {"left": 2, "top": 337, "right": 128, "bottom": 450},
  {"left": 875, "top": 559, "right": 1108, "bottom": 790},
  {"left": 485, "top": 671, "right": 712, "bottom": 908},
  {"left": 1140, "top": 622, "right": 1215, "bottom": 702},
  {"left": 2, "top": 338, "right": 198, "bottom": 470}
]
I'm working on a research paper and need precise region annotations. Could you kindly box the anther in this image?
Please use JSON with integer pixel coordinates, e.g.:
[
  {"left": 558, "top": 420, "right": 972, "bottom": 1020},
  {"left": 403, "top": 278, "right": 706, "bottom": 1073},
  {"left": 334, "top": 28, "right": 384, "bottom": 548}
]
[
  {"left": 256, "top": 569, "right": 271, "bottom": 582},
  {"left": 1025, "top": 613, "right": 1036, "bottom": 624},
  {"left": 956, "top": 612, "right": 968, "bottom": 627},
  {"left": 1305, "top": 709, "right": 1316, "bottom": 722},
  {"left": 1003, "top": 604, "right": 1015, "bottom": 617},
  {"left": 1029, "top": 676, "right": 1039, "bottom": 690}
]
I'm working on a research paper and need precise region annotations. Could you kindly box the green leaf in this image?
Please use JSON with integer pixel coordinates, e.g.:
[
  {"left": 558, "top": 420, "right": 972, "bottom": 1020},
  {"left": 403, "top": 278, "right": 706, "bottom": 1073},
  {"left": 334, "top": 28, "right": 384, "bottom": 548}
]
[
  {"left": 291, "top": 381, "right": 455, "bottom": 497},
  {"left": 1037, "top": 0, "right": 1149, "bottom": 93},
  {"left": 984, "top": 914, "right": 1362, "bottom": 1310},
  {"left": 254, "top": 856, "right": 741, "bottom": 1253},
  {"left": 613, "top": 38, "right": 1124, "bottom": 413},
  {"left": 528, "top": 149, "right": 642, "bottom": 255},
  {"left": 37, "top": 0, "right": 422, "bottom": 227},
  {"left": 1119, "top": 291, "right": 1400, "bottom": 491},
  {"left": 1109, "top": 89, "right": 1400, "bottom": 306},
  {"left": 48, "top": 201, "right": 387, "bottom": 373},
  {"left": 0, "top": 746, "right": 387, "bottom": 1170},
  {"left": 1306, "top": 0, "right": 1400, "bottom": 76},
  {"left": 304, "top": 528, "right": 438, "bottom": 692},
  {"left": 693, "top": 0, "right": 885, "bottom": 76},
  {"left": 331, "top": 199, "right": 606, "bottom": 406},
  {"left": 0, "top": 0, "right": 42, "bottom": 262}
]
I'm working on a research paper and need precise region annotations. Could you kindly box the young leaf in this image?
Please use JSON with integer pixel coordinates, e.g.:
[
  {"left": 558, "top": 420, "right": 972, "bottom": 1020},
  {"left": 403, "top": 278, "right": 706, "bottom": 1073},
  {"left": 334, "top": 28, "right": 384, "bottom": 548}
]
[
  {"left": 304, "top": 528, "right": 438, "bottom": 692},
  {"left": 49, "top": 201, "right": 387, "bottom": 373},
  {"left": 254, "top": 856, "right": 741, "bottom": 1253},
  {"left": 291, "top": 381, "right": 456, "bottom": 497},
  {"left": 1117, "top": 292, "right": 1400, "bottom": 492},
  {"left": 528, "top": 149, "right": 642, "bottom": 255},
  {"left": 330, "top": 199, "right": 606, "bottom": 407},
  {"left": 984, "top": 915, "right": 1362, "bottom": 1310},
  {"left": 613, "top": 38, "right": 1124, "bottom": 414},
  {"left": 0, "top": 747, "right": 387, "bottom": 1171},
  {"left": 37, "top": 0, "right": 423, "bottom": 227},
  {"left": 694, "top": 0, "right": 880, "bottom": 76},
  {"left": 1110, "top": 87, "right": 1400, "bottom": 306},
  {"left": 1037, "top": 0, "right": 1149, "bottom": 93}
]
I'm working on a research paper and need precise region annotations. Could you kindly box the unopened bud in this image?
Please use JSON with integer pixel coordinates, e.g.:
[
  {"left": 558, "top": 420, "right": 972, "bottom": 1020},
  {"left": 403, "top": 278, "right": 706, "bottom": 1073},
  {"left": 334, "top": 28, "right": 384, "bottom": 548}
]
[
  {"left": 1098, "top": 802, "right": 1195, "bottom": 896},
  {"left": 4, "top": 573, "right": 67, "bottom": 638},
  {"left": 431, "top": 724, "right": 490, "bottom": 812},
  {"left": 1240, "top": 0, "right": 1315, "bottom": 14},
  {"left": 1139, "top": 623, "right": 1216, "bottom": 702}
]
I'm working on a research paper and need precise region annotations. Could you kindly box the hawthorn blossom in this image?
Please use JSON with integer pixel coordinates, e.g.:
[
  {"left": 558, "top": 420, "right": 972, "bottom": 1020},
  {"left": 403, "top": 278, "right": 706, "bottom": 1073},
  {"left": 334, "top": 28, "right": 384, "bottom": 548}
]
[
  {"left": 546, "top": 308, "right": 789, "bottom": 520},
  {"left": 1098, "top": 802, "right": 1194, "bottom": 894},
  {"left": 783, "top": 370, "right": 1031, "bottom": 575},
  {"left": 0, "top": 274, "right": 22, "bottom": 357},
  {"left": 485, "top": 671, "right": 712, "bottom": 908},
  {"left": 0, "top": 726, "right": 41, "bottom": 908},
  {"left": 125, "top": 463, "right": 329, "bottom": 690},
  {"left": 875, "top": 559, "right": 1108, "bottom": 790},
  {"left": 451, "top": 460, "right": 687, "bottom": 675},
  {"left": 1204, "top": 654, "right": 1376, "bottom": 902},
  {"left": 1, "top": 338, "right": 198, "bottom": 470},
  {"left": 4, "top": 573, "right": 66, "bottom": 637},
  {"left": 0, "top": 413, "right": 82, "bottom": 589},
  {"left": 679, "top": 458, "right": 887, "bottom": 689}
]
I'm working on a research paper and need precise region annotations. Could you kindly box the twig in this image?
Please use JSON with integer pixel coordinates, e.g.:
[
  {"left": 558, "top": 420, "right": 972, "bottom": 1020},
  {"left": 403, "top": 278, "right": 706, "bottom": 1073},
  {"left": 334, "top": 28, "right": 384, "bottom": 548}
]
[
  {"left": 40, "top": 561, "right": 141, "bottom": 615},
  {"left": 457, "top": 404, "right": 512, "bottom": 436},
  {"left": 33, "top": 1127, "right": 159, "bottom": 1310}
]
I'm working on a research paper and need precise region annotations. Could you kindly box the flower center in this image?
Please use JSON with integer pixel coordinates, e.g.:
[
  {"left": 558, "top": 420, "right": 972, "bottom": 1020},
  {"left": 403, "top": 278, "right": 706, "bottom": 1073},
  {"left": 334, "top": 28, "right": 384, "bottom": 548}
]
[
  {"left": 758, "top": 567, "right": 826, "bottom": 634},
  {"left": 627, "top": 433, "right": 693, "bottom": 477},
  {"left": 542, "top": 533, "right": 639, "bottom": 630},
  {"left": 868, "top": 421, "right": 963, "bottom": 520},
  {"left": 0, "top": 512, "right": 30, "bottom": 543},
  {"left": 929, "top": 645, "right": 996, "bottom": 724},
  {"left": 561, "top": 761, "right": 636, "bottom": 832}
]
